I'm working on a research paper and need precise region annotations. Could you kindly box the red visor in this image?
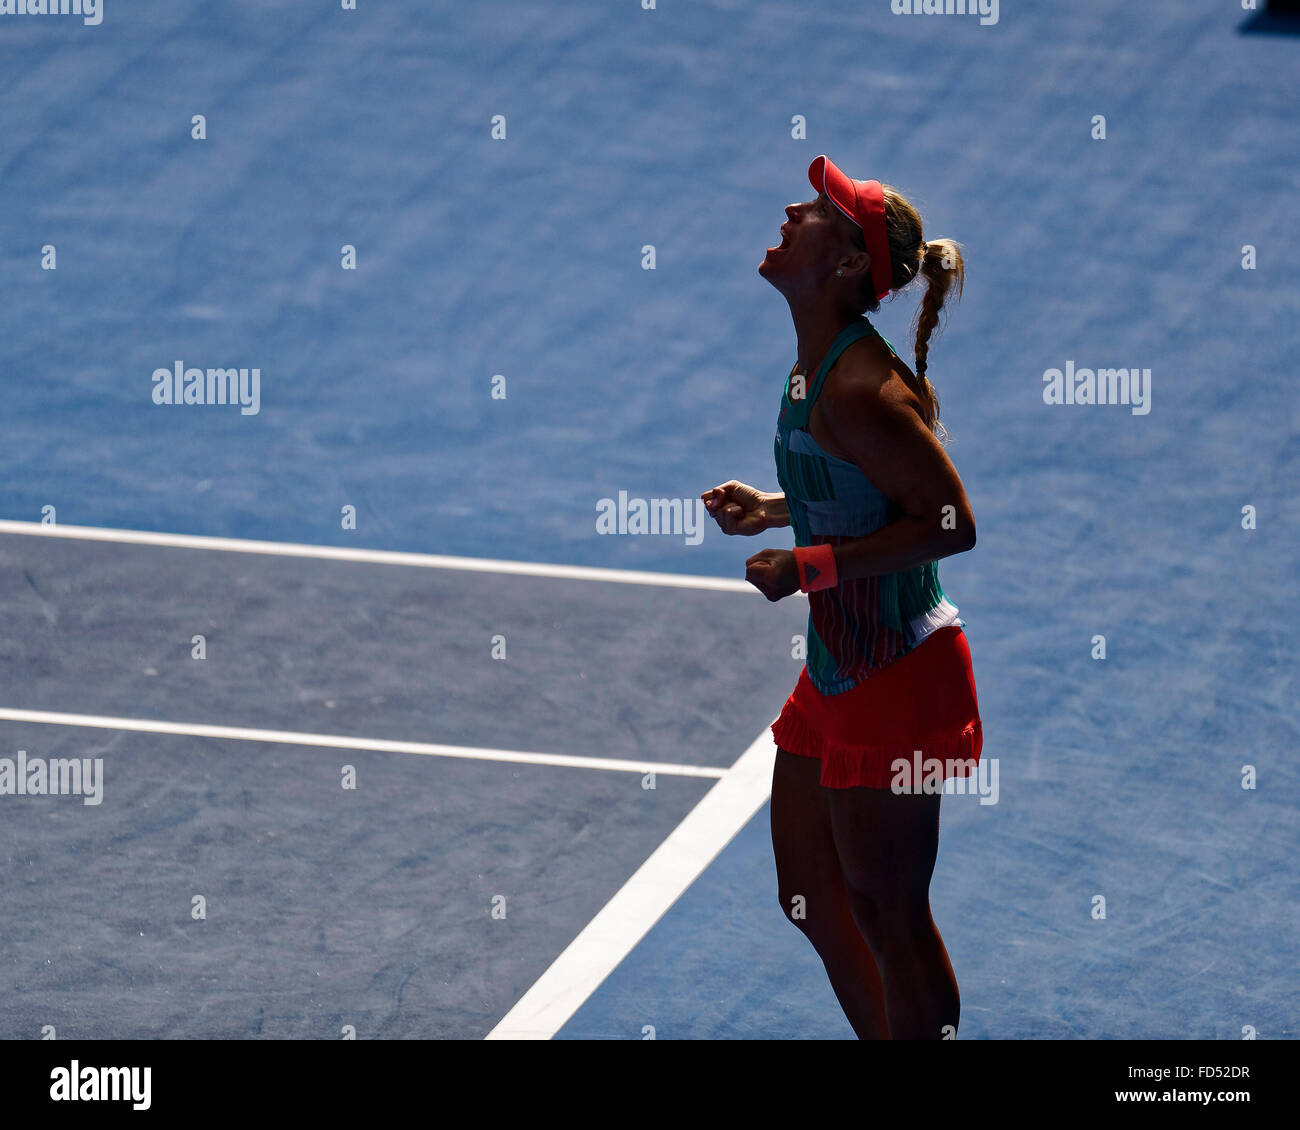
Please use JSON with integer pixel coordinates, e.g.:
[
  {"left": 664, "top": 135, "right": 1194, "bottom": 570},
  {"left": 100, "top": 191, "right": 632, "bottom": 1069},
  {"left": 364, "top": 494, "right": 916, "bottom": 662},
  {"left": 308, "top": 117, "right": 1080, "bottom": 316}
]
[{"left": 809, "top": 154, "right": 892, "bottom": 301}]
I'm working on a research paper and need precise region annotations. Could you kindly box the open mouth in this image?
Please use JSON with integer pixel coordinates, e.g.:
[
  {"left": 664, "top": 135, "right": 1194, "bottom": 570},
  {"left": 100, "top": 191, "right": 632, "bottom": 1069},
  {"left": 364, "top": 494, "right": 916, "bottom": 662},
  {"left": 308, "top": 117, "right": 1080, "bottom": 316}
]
[{"left": 766, "top": 226, "right": 793, "bottom": 254}]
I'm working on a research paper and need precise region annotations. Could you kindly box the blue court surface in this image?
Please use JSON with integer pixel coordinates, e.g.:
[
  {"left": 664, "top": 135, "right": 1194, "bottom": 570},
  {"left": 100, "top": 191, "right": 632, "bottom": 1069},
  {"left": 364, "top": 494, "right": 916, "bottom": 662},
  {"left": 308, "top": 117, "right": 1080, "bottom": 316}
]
[{"left": 1, "top": 1, "right": 1297, "bottom": 1039}]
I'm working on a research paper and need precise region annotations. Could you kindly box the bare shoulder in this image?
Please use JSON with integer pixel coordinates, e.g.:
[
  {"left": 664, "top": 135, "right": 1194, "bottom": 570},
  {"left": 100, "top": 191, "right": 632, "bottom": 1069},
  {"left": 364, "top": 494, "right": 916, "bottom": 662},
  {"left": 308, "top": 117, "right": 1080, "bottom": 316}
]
[{"left": 818, "top": 333, "right": 926, "bottom": 430}]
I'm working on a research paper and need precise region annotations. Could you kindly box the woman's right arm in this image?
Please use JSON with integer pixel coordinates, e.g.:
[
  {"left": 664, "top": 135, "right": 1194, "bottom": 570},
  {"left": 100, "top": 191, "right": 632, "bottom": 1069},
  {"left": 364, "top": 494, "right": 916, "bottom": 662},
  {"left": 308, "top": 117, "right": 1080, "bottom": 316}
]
[
  {"left": 702, "top": 481, "right": 789, "bottom": 534},
  {"left": 761, "top": 493, "right": 790, "bottom": 529}
]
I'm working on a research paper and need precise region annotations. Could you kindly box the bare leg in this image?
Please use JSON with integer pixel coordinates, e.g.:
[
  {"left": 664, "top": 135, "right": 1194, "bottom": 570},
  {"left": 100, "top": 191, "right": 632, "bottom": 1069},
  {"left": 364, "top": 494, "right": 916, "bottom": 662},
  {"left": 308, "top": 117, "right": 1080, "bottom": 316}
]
[
  {"left": 826, "top": 784, "right": 959, "bottom": 1040},
  {"left": 770, "top": 748, "right": 890, "bottom": 1039}
]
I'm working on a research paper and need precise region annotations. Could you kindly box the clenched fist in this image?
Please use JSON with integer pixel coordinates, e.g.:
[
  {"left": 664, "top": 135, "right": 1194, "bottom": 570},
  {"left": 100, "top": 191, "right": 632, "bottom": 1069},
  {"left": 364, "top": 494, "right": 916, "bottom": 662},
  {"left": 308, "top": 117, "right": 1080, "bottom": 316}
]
[
  {"left": 745, "top": 548, "right": 799, "bottom": 602},
  {"left": 701, "top": 481, "right": 784, "bottom": 536}
]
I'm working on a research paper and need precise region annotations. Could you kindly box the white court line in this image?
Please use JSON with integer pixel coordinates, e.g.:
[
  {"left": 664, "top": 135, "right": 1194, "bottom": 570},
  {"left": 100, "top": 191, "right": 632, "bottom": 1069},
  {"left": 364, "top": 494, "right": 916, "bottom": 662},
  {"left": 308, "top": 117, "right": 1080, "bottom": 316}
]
[
  {"left": 0, "top": 520, "right": 760, "bottom": 593},
  {"left": 0, "top": 708, "right": 728, "bottom": 779},
  {"left": 485, "top": 725, "right": 777, "bottom": 1040}
]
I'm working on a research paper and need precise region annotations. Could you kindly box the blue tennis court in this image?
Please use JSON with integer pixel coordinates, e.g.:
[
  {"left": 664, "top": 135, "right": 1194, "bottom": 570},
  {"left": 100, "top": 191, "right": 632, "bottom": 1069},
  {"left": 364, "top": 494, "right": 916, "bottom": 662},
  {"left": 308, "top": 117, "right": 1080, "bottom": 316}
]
[{"left": 0, "top": 0, "right": 1296, "bottom": 1039}]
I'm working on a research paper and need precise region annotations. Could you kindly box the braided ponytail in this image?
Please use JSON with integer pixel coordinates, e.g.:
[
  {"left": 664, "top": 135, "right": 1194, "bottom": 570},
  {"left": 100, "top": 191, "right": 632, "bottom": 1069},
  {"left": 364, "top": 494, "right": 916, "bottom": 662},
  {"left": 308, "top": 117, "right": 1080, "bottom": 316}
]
[
  {"left": 850, "top": 188, "right": 965, "bottom": 443},
  {"left": 909, "top": 237, "right": 964, "bottom": 443}
]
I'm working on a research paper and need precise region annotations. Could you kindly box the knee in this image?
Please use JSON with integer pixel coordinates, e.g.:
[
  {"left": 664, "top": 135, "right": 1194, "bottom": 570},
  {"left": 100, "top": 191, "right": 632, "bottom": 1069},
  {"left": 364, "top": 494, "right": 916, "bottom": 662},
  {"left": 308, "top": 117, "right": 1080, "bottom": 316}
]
[
  {"left": 777, "top": 885, "right": 810, "bottom": 928},
  {"left": 844, "top": 885, "right": 932, "bottom": 955},
  {"left": 776, "top": 885, "right": 834, "bottom": 940}
]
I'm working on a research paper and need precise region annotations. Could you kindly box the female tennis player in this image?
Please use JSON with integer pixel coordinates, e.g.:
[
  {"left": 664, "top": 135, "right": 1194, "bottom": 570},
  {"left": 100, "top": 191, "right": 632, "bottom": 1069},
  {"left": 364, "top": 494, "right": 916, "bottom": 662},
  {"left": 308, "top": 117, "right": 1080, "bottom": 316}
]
[{"left": 703, "top": 155, "right": 981, "bottom": 1040}]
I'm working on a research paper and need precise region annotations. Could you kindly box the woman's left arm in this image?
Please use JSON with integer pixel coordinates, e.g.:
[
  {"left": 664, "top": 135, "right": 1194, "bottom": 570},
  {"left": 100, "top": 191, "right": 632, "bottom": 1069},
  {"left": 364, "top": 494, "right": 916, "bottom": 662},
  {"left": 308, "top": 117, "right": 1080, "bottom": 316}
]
[
  {"left": 819, "top": 368, "right": 976, "bottom": 581},
  {"left": 744, "top": 368, "right": 975, "bottom": 600}
]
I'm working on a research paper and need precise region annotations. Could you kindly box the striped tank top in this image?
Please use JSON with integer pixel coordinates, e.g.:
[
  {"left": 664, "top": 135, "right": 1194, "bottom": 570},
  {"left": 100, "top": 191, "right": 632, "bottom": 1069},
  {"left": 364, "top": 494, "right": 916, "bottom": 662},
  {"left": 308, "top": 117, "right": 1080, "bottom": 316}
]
[{"left": 774, "top": 316, "right": 962, "bottom": 696}]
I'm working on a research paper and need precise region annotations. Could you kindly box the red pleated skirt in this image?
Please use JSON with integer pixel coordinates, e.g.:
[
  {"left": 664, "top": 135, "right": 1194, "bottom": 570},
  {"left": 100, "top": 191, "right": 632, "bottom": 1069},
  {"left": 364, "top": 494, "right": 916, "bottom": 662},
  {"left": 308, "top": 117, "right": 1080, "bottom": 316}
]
[{"left": 771, "top": 624, "right": 983, "bottom": 790}]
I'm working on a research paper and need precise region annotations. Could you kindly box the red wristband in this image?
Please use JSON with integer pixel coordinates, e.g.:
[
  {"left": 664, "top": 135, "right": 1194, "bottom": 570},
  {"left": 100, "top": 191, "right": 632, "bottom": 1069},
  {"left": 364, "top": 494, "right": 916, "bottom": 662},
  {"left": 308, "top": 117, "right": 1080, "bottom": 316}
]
[{"left": 793, "top": 543, "right": 838, "bottom": 593}]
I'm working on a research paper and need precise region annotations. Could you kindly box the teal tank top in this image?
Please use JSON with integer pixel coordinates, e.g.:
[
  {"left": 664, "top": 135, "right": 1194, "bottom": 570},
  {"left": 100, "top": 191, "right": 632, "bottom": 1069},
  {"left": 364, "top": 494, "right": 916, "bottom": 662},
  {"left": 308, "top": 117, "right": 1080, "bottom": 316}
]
[{"left": 774, "top": 316, "right": 961, "bottom": 696}]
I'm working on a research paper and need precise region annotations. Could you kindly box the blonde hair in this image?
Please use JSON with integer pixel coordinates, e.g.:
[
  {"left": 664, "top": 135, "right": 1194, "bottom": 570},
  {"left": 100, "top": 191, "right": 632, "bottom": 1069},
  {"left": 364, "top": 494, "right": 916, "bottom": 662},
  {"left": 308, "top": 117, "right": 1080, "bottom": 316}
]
[{"left": 848, "top": 186, "right": 965, "bottom": 442}]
